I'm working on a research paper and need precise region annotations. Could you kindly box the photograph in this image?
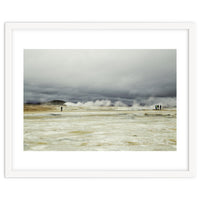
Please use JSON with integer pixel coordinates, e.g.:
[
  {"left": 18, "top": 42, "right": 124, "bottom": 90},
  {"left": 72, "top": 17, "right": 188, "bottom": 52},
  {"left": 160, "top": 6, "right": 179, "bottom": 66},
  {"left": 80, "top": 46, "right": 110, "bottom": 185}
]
[{"left": 24, "top": 49, "right": 176, "bottom": 151}]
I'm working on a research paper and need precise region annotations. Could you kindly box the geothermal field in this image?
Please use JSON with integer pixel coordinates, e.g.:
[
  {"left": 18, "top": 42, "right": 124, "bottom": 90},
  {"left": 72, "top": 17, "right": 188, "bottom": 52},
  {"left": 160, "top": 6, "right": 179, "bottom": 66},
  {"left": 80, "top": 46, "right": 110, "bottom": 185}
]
[{"left": 24, "top": 103, "right": 176, "bottom": 151}]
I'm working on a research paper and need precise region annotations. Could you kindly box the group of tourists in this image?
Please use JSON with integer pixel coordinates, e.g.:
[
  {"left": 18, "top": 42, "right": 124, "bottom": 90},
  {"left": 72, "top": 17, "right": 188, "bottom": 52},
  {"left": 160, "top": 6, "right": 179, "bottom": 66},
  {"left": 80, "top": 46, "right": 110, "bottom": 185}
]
[{"left": 155, "top": 104, "right": 162, "bottom": 110}]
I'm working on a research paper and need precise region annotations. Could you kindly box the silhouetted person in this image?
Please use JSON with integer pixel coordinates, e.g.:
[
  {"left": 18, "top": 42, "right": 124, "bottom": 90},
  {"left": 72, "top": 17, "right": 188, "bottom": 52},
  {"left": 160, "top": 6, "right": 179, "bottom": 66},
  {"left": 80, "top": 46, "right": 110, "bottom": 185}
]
[
  {"left": 160, "top": 105, "right": 161, "bottom": 110},
  {"left": 61, "top": 106, "right": 63, "bottom": 112}
]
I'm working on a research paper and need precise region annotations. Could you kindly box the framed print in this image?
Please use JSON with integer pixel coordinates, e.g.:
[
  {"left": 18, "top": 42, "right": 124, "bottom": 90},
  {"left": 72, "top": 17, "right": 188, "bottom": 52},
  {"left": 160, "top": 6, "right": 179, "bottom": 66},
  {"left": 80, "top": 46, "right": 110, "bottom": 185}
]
[{"left": 5, "top": 22, "right": 196, "bottom": 177}]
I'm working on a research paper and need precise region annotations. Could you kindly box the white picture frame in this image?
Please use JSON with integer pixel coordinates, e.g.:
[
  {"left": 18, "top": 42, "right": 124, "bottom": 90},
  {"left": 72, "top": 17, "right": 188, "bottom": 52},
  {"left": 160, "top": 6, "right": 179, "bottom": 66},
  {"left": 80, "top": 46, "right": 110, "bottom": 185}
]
[{"left": 5, "top": 22, "right": 196, "bottom": 178}]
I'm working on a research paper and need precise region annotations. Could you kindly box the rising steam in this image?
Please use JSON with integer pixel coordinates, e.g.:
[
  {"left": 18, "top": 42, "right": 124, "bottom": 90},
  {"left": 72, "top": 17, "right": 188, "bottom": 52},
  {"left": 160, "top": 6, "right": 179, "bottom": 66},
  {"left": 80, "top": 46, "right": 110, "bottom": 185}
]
[{"left": 64, "top": 97, "right": 176, "bottom": 108}]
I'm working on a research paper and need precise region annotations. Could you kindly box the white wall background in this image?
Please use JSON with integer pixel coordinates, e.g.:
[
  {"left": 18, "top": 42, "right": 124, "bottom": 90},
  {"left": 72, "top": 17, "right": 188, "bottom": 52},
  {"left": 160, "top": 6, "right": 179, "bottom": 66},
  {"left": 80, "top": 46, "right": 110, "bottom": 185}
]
[{"left": 0, "top": 0, "right": 199, "bottom": 200}]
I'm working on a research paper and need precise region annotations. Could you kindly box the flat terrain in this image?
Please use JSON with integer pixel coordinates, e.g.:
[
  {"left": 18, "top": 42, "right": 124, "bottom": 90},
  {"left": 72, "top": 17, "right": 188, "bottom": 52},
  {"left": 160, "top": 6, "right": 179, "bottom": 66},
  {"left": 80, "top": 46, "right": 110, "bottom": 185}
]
[{"left": 24, "top": 105, "right": 176, "bottom": 151}]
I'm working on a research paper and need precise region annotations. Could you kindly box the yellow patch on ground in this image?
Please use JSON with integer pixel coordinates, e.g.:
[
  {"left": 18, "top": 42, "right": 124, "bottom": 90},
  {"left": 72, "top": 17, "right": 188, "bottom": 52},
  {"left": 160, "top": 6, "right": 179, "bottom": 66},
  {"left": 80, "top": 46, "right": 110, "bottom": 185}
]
[
  {"left": 24, "top": 104, "right": 57, "bottom": 112},
  {"left": 80, "top": 143, "right": 88, "bottom": 146},
  {"left": 69, "top": 130, "right": 93, "bottom": 134},
  {"left": 127, "top": 141, "right": 139, "bottom": 145},
  {"left": 168, "top": 139, "right": 176, "bottom": 145},
  {"left": 37, "top": 142, "right": 47, "bottom": 145}
]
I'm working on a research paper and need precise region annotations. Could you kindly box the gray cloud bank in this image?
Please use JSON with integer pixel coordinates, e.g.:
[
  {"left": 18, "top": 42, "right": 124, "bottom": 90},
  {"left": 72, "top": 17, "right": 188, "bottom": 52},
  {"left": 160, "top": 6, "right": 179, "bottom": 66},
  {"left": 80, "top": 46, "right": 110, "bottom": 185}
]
[{"left": 24, "top": 49, "right": 176, "bottom": 106}]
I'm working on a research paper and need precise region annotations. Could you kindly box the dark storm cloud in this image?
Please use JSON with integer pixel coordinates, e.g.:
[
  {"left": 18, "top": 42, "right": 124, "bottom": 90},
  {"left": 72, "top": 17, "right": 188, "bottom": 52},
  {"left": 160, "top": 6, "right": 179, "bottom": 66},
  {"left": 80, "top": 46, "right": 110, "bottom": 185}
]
[{"left": 24, "top": 49, "right": 176, "bottom": 103}]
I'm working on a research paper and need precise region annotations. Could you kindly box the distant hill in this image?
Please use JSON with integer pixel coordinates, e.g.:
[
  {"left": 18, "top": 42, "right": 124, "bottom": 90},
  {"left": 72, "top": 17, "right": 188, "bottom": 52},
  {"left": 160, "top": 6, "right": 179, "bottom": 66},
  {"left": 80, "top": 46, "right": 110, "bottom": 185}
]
[
  {"left": 47, "top": 100, "right": 65, "bottom": 105},
  {"left": 24, "top": 100, "right": 66, "bottom": 105}
]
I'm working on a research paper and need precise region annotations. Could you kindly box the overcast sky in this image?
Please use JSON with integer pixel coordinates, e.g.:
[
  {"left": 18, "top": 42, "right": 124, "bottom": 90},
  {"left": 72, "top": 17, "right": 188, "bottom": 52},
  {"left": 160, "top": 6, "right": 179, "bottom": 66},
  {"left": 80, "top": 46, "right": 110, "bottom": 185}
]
[{"left": 24, "top": 49, "right": 176, "bottom": 104}]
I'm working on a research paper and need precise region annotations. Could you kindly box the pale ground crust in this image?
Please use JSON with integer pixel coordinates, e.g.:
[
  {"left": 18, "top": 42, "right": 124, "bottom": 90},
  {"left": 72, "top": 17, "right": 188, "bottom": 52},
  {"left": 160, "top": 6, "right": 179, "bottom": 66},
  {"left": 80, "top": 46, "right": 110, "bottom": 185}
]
[{"left": 24, "top": 104, "right": 176, "bottom": 151}]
